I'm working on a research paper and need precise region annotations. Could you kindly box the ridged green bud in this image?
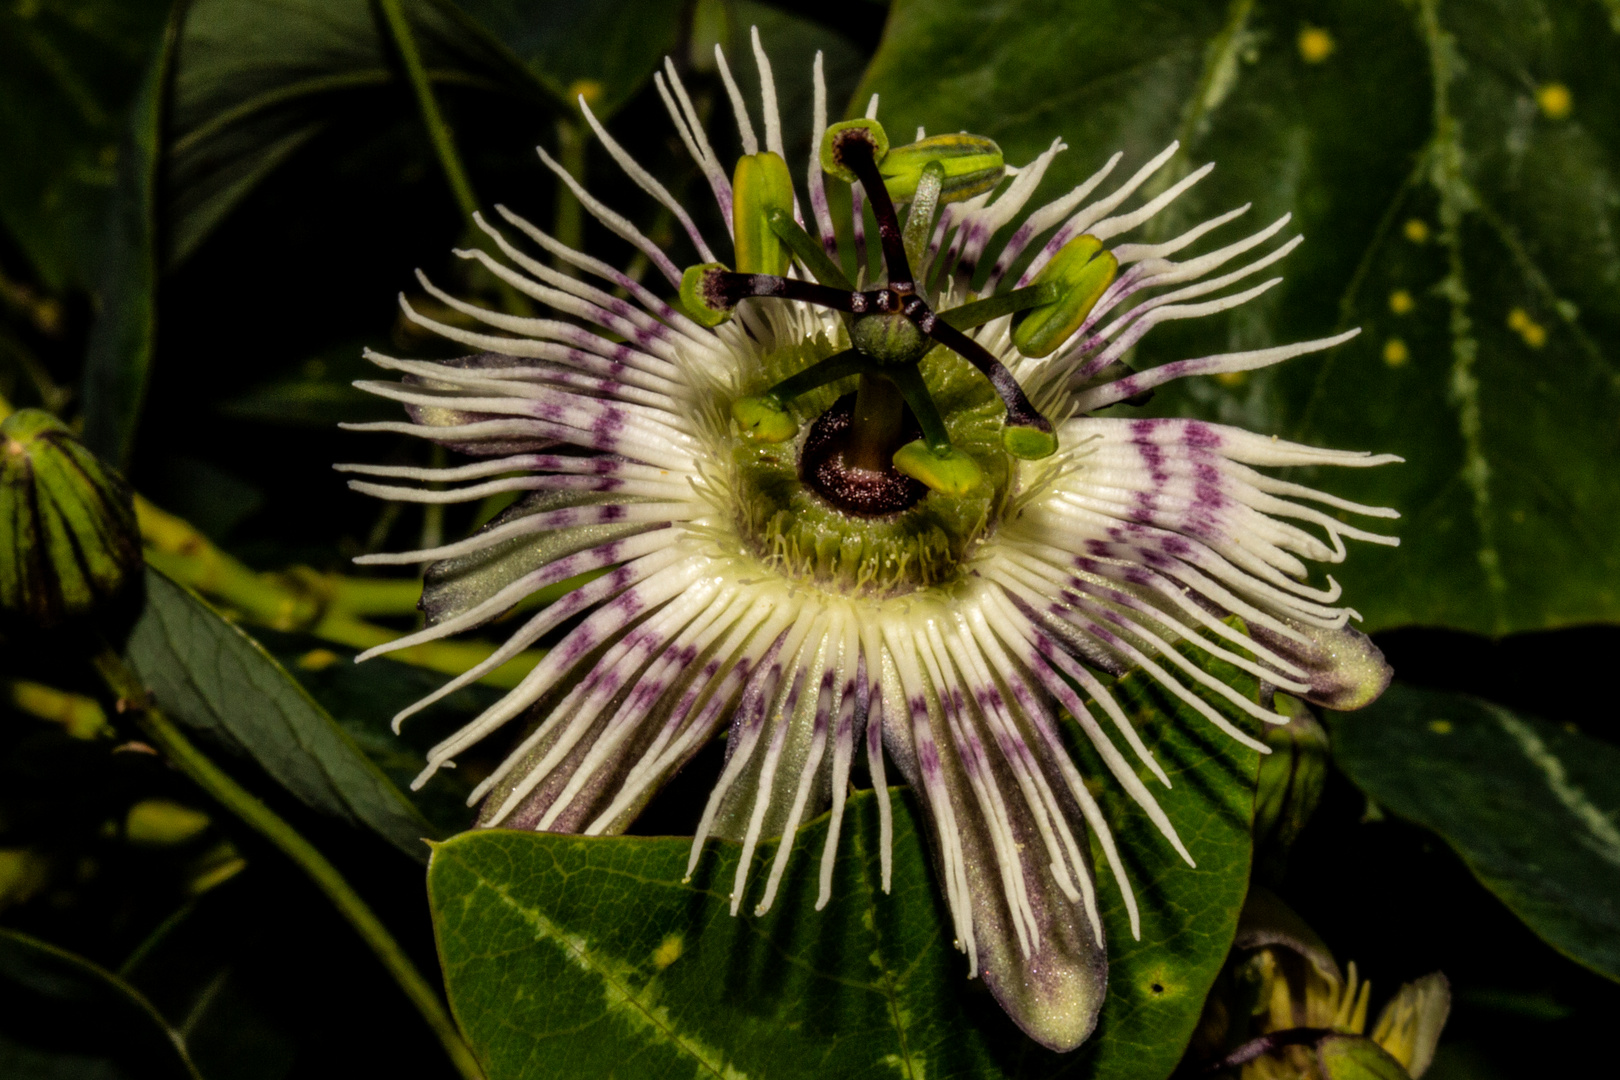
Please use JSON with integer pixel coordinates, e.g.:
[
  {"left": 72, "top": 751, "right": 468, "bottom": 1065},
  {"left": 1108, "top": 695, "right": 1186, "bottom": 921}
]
[
  {"left": 732, "top": 152, "right": 796, "bottom": 276},
  {"left": 0, "top": 409, "right": 140, "bottom": 627},
  {"left": 880, "top": 133, "right": 1005, "bottom": 204},
  {"left": 679, "top": 262, "right": 734, "bottom": 327},
  {"left": 819, "top": 118, "right": 889, "bottom": 184},
  {"left": 1012, "top": 235, "right": 1119, "bottom": 358}
]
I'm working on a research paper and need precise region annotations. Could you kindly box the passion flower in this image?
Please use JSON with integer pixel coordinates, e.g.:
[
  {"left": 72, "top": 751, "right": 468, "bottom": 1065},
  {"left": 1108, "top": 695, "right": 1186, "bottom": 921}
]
[{"left": 340, "top": 32, "right": 1399, "bottom": 1050}]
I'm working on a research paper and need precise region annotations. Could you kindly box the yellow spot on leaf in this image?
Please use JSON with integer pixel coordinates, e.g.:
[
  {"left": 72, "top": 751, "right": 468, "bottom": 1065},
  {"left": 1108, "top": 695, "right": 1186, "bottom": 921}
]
[
  {"left": 1388, "top": 289, "right": 1414, "bottom": 315},
  {"left": 568, "top": 79, "right": 604, "bottom": 107},
  {"left": 1215, "top": 370, "right": 1247, "bottom": 387},
  {"left": 1298, "top": 26, "right": 1336, "bottom": 63},
  {"left": 652, "top": 933, "right": 683, "bottom": 970},
  {"left": 1536, "top": 82, "right": 1572, "bottom": 120},
  {"left": 1507, "top": 307, "right": 1546, "bottom": 348},
  {"left": 1428, "top": 720, "right": 1453, "bottom": 735},
  {"left": 1382, "top": 339, "right": 1409, "bottom": 367},
  {"left": 297, "top": 648, "right": 341, "bottom": 671},
  {"left": 1403, "top": 218, "right": 1430, "bottom": 244}
]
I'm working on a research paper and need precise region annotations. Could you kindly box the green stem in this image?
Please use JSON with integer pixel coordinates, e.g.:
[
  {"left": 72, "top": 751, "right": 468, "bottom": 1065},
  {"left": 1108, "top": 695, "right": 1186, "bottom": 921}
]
[
  {"left": 847, "top": 374, "right": 906, "bottom": 470},
  {"left": 379, "top": 0, "right": 479, "bottom": 223},
  {"left": 92, "top": 648, "right": 486, "bottom": 1080}
]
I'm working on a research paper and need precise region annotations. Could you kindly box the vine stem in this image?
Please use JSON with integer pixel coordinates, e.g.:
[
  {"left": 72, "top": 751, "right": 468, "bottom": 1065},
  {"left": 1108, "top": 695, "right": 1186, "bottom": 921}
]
[
  {"left": 92, "top": 647, "right": 485, "bottom": 1080},
  {"left": 379, "top": 0, "right": 479, "bottom": 223}
]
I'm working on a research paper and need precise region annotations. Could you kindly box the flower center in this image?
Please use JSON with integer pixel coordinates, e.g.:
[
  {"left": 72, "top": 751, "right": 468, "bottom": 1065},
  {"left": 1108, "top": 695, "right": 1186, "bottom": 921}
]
[{"left": 727, "top": 337, "right": 1010, "bottom": 597}]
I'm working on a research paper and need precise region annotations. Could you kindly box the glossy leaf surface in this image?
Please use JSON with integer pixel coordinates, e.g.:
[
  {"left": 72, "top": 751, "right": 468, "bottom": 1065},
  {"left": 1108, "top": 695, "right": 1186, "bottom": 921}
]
[
  {"left": 428, "top": 653, "right": 1261, "bottom": 1080},
  {"left": 859, "top": 0, "right": 1620, "bottom": 635}
]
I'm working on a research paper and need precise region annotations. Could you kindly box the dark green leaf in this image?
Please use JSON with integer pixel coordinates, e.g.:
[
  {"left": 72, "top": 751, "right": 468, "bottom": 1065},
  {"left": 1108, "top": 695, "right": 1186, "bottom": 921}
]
[
  {"left": 447, "top": 0, "right": 686, "bottom": 118},
  {"left": 256, "top": 627, "right": 504, "bottom": 836},
  {"left": 165, "top": 0, "right": 531, "bottom": 265},
  {"left": 123, "top": 566, "right": 440, "bottom": 859},
  {"left": 78, "top": 2, "right": 179, "bottom": 465},
  {"left": 0, "top": 0, "right": 170, "bottom": 292},
  {"left": 1328, "top": 683, "right": 1620, "bottom": 982},
  {"left": 859, "top": 0, "right": 1620, "bottom": 635},
  {"left": 0, "top": 926, "right": 200, "bottom": 1080},
  {"left": 427, "top": 655, "right": 1258, "bottom": 1079}
]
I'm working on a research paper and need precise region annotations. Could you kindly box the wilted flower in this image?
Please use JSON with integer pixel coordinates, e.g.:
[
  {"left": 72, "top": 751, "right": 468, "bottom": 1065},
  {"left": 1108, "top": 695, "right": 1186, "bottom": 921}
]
[
  {"left": 342, "top": 34, "right": 1398, "bottom": 1049},
  {"left": 1231, "top": 946, "right": 1449, "bottom": 1079}
]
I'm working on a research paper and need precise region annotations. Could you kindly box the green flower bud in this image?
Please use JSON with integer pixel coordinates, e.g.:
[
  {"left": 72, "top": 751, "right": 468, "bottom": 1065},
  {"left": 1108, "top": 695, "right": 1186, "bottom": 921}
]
[
  {"left": 0, "top": 409, "right": 140, "bottom": 627},
  {"left": 1012, "top": 235, "right": 1119, "bottom": 358},
  {"left": 679, "top": 262, "right": 734, "bottom": 327},
  {"left": 819, "top": 118, "right": 889, "bottom": 184},
  {"left": 732, "top": 152, "right": 796, "bottom": 276},
  {"left": 892, "top": 439, "right": 983, "bottom": 496},
  {"left": 730, "top": 396, "right": 798, "bottom": 443},
  {"left": 880, "top": 133, "right": 1005, "bottom": 204}
]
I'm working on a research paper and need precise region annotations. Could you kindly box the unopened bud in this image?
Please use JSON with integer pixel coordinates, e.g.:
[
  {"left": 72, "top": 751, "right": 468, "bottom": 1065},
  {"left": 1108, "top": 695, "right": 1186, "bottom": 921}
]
[
  {"left": 732, "top": 152, "right": 796, "bottom": 276},
  {"left": 880, "top": 133, "right": 1005, "bottom": 204},
  {"left": 1012, "top": 235, "right": 1118, "bottom": 358},
  {"left": 1, "top": 409, "right": 140, "bottom": 627}
]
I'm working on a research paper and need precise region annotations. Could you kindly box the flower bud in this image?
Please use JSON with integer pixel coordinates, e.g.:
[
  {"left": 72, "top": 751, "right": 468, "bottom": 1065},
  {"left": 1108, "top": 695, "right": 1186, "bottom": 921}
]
[
  {"left": 1012, "top": 235, "right": 1118, "bottom": 358},
  {"left": 732, "top": 152, "right": 796, "bottom": 276},
  {"left": 880, "top": 133, "right": 1005, "bottom": 204},
  {"left": 0, "top": 409, "right": 140, "bottom": 627}
]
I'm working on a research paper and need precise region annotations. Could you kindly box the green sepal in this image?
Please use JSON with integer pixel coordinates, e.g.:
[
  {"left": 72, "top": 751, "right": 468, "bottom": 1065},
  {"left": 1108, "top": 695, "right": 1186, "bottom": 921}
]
[
  {"left": 731, "top": 152, "right": 795, "bottom": 276},
  {"left": 1012, "top": 234, "right": 1119, "bottom": 358},
  {"left": 731, "top": 396, "right": 799, "bottom": 443},
  {"left": 819, "top": 118, "right": 889, "bottom": 184},
  {"left": 892, "top": 439, "right": 983, "bottom": 496},
  {"left": 880, "top": 133, "right": 1005, "bottom": 204},
  {"left": 679, "top": 262, "right": 733, "bottom": 327},
  {"left": 1, "top": 409, "right": 141, "bottom": 628},
  {"left": 1001, "top": 422, "right": 1058, "bottom": 460}
]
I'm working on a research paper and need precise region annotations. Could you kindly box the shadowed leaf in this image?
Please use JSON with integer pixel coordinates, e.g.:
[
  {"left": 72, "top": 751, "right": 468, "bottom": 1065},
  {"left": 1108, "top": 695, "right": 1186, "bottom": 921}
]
[{"left": 1329, "top": 683, "right": 1620, "bottom": 983}]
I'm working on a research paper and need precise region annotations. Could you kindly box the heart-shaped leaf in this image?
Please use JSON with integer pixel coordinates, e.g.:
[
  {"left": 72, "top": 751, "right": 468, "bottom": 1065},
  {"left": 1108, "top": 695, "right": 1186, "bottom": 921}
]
[
  {"left": 427, "top": 651, "right": 1261, "bottom": 1079},
  {"left": 858, "top": 0, "right": 1620, "bottom": 635}
]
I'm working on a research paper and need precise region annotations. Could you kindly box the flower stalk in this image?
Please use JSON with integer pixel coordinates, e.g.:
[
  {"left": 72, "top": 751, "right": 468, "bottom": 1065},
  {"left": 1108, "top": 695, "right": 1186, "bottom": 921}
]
[{"left": 90, "top": 645, "right": 486, "bottom": 1080}]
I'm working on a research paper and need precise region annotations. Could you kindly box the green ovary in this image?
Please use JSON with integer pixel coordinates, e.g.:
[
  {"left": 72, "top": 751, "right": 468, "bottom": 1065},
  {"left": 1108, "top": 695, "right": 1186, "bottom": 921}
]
[{"left": 726, "top": 334, "right": 1011, "bottom": 596}]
